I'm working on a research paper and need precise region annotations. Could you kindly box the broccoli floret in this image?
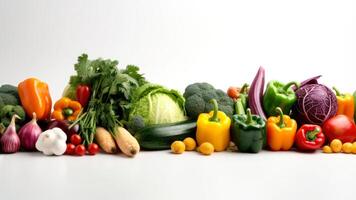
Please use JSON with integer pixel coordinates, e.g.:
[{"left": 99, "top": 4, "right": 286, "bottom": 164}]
[
  {"left": 0, "top": 84, "right": 19, "bottom": 99},
  {"left": 183, "top": 83, "right": 234, "bottom": 119},
  {"left": 0, "top": 93, "right": 19, "bottom": 108},
  {"left": 185, "top": 95, "right": 206, "bottom": 119},
  {"left": 0, "top": 84, "right": 20, "bottom": 109},
  {"left": 0, "top": 105, "right": 26, "bottom": 133}
]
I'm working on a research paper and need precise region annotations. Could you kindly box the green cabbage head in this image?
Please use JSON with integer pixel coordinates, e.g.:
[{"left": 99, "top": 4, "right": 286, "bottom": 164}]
[{"left": 129, "top": 84, "right": 187, "bottom": 125}]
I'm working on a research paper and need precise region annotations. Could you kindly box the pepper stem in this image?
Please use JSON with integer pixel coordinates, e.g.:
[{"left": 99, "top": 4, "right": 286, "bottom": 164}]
[
  {"left": 282, "top": 81, "right": 300, "bottom": 91},
  {"left": 209, "top": 99, "right": 220, "bottom": 122},
  {"left": 240, "top": 83, "right": 249, "bottom": 94},
  {"left": 275, "top": 107, "right": 285, "bottom": 128},
  {"left": 235, "top": 99, "right": 245, "bottom": 115},
  {"left": 246, "top": 108, "right": 253, "bottom": 124},
  {"left": 332, "top": 87, "right": 343, "bottom": 97},
  {"left": 63, "top": 108, "right": 74, "bottom": 117},
  {"left": 306, "top": 127, "right": 320, "bottom": 141}
]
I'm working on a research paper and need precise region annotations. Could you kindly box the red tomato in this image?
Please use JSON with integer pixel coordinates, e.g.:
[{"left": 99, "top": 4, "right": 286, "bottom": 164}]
[
  {"left": 75, "top": 145, "right": 86, "bottom": 156},
  {"left": 87, "top": 143, "right": 99, "bottom": 155},
  {"left": 323, "top": 115, "right": 356, "bottom": 143},
  {"left": 70, "top": 134, "right": 82, "bottom": 146},
  {"left": 65, "top": 143, "right": 76, "bottom": 155},
  {"left": 227, "top": 86, "right": 239, "bottom": 100}
]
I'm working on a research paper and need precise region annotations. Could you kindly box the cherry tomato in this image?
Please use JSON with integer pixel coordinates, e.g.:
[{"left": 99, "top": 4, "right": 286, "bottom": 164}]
[
  {"left": 87, "top": 143, "right": 99, "bottom": 155},
  {"left": 75, "top": 145, "right": 86, "bottom": 156},
  {"left": 65, "top": 143, "right": 76, "bottom": 155},
  {"left": 70, "top": 134, "right": 82, "bottom": 146}
]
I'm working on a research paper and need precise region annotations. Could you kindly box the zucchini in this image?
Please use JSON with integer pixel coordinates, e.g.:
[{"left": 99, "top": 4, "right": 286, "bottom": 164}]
[{"left": 134, "top": 120, "right": 196, "bottom": 150}]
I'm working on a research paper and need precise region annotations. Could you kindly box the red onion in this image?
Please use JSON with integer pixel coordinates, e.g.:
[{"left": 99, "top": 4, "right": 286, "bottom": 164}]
[
  {"left": 0, "top": 115, "right": 21, "bottom": 153},
  {"left": 19, "top": 112, "right": 42, "bottom": 151}
]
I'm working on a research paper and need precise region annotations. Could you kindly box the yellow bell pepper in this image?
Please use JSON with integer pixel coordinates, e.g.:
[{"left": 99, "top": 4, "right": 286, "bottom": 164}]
[
  {"left": 51, "top": 97, "right": 82, "bottom": 121},
  {"left": 196, "top": 99, "right": 231, "bottom": 152},
  {"left": 333, "top": 87, "right": 354, "bottom": 120},
  {"left": 267, "top": 107, "right": 297, "bottom": 151}
]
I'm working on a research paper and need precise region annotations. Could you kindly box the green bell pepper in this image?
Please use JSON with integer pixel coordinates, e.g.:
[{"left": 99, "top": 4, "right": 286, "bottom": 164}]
[
  {"left": 263, "top": 81, "right": 299, "bottom": 116},
  {"left": 231, "top": 108, "right": 266, "bottom": 153}
]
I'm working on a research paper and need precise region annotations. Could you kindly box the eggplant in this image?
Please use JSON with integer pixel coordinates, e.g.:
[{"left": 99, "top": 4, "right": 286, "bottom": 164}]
[{"left": 248, "top": 67, "right": 267, "bottom": 120}]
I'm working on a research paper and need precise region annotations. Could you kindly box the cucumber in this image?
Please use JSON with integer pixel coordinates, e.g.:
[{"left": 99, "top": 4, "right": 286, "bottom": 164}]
[{"left": 134, "top": 120, "right": 197, "bottom": 150}]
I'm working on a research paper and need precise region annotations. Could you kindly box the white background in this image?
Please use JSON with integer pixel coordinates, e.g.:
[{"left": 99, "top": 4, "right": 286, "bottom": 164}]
[{"left": 1, "top": 0, "right": 356, "bottom": 200}]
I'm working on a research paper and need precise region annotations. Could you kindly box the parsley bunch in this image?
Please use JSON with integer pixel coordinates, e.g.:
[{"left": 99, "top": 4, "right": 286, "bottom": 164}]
[{"left": 70, "top": 54, "right": 146, "bottom": 145}]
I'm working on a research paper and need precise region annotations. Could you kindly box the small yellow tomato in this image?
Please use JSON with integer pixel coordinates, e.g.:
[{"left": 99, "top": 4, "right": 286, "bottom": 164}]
[
  {"left": 322, "top": 146, "right": 332, "bottom": 153},
  {"left": 198, "top": 142, "right": 214, "bottom": 155},
  {"left": 183, "top": 137, "right": 196, "bottom": 151},
  {"left": 342, "top": 142, "right": 353, "bottom": 154},
  {"left": 171, "top": 141, "right": 185, "bottom": 154},
  {"left": 351, "top": 142, "right": 356, "bottom": 154},
  {"left": 330, "top": 139, "right": 342, "bottom": 153}
]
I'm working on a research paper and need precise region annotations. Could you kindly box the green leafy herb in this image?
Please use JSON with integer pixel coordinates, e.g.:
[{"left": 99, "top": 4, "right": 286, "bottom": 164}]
[{"left": 70, "top": 54, "right": 146, "bottom": 145}]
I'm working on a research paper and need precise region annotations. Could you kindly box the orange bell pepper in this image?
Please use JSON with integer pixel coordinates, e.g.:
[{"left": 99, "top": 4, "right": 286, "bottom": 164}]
[
  {"left": 51, "top": 97, "right": 82, "bottom": 121},
  {"left": 333, "top": 87, "right": 354, "bottom": 120},
  {"left": 18, "top": 78, "right": 52, "bottom": 120},
  {"left": 267, "top": 107, "right": 297, "bottom": 151}
]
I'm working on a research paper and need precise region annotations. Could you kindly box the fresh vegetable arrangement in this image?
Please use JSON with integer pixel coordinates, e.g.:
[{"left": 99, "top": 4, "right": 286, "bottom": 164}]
[{"left": 1, "top": 54, "right": 356, "bottom": 157}]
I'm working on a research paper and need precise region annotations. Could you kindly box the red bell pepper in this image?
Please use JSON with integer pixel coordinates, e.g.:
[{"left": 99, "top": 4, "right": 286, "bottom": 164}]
[
  {"left": 295, "top": 124, "right": 325, "bottom": 151},
  {"left": 322, "top": 115, "right": 356, "bottom": 143},
  {"left": 76, "top": 85, "right": 91, "bottom": 107}
]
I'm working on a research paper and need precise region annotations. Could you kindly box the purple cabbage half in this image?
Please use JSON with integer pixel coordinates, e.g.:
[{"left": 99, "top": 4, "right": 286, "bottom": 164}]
[{"left": 292, "top": 83, "right": 337, "bottom": 126}]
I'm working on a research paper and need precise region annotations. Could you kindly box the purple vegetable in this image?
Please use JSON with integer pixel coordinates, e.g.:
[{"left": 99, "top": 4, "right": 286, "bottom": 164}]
[
  {"left": 47, "top": 120, "right": 79, "bottom": 142},
  {"left": 0, "top": 115, "right": 21, "bottom": 153},
  {"left": 18, "top": 113, "right": 42, "bottom": 151},
  {"left": 292, "top": 75, "right": 321, "bottom": 91},
  {"left": 248, "top": 66, "right": 267, "bottom": 120},
  {"left": 292, "top": 84, "right": 337, "bottom": 126}
]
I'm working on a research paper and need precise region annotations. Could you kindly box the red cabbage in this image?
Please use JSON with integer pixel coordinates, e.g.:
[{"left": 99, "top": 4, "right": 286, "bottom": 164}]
[{"left": 292, "top": 84, "right": 337, "bottom": 126}]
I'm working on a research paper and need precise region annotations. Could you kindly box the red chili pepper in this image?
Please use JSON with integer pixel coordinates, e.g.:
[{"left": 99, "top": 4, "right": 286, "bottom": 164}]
[
  {"left": 295, "top": 124, "right": 325, "bottom": 151},
  {"left": 76, "top": 85, "right": 91, "bottom": 107}
]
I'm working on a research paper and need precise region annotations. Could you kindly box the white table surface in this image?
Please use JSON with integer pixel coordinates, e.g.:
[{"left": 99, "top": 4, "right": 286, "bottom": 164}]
[{"left": 1, "top": 151, "right": 355, "bottom": 200}]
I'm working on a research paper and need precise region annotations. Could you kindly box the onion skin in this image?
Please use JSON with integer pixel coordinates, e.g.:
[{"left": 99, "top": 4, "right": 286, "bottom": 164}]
[
  {"left": 0, "top": 115, "right": 21, "bottom": 153},
  {"left": 19, "top": 113, "right": 42, "bottom": 151}
]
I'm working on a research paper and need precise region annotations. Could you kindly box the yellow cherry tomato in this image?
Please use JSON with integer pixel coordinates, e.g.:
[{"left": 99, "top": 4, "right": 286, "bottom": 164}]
[
  {"left": 171, "top": 141, "right": 185, "bottom": 154},
  {"left": 330, "top": 139, "right": 342, "bottom": 153},
  {"left": 198, "top": 142, "right": 214, "bottom": 155},
  {"left": 183, "top": 137, "right": 196, "bottom": 151},
  {"left": 351, "top": 142, "right": 356, "bottom": 154},
  {"left": 342, "top": 143, "right": 353, "bottom": 154},
  {"left": 322, "top": 146, "right": 333, "bottom": 153}
]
